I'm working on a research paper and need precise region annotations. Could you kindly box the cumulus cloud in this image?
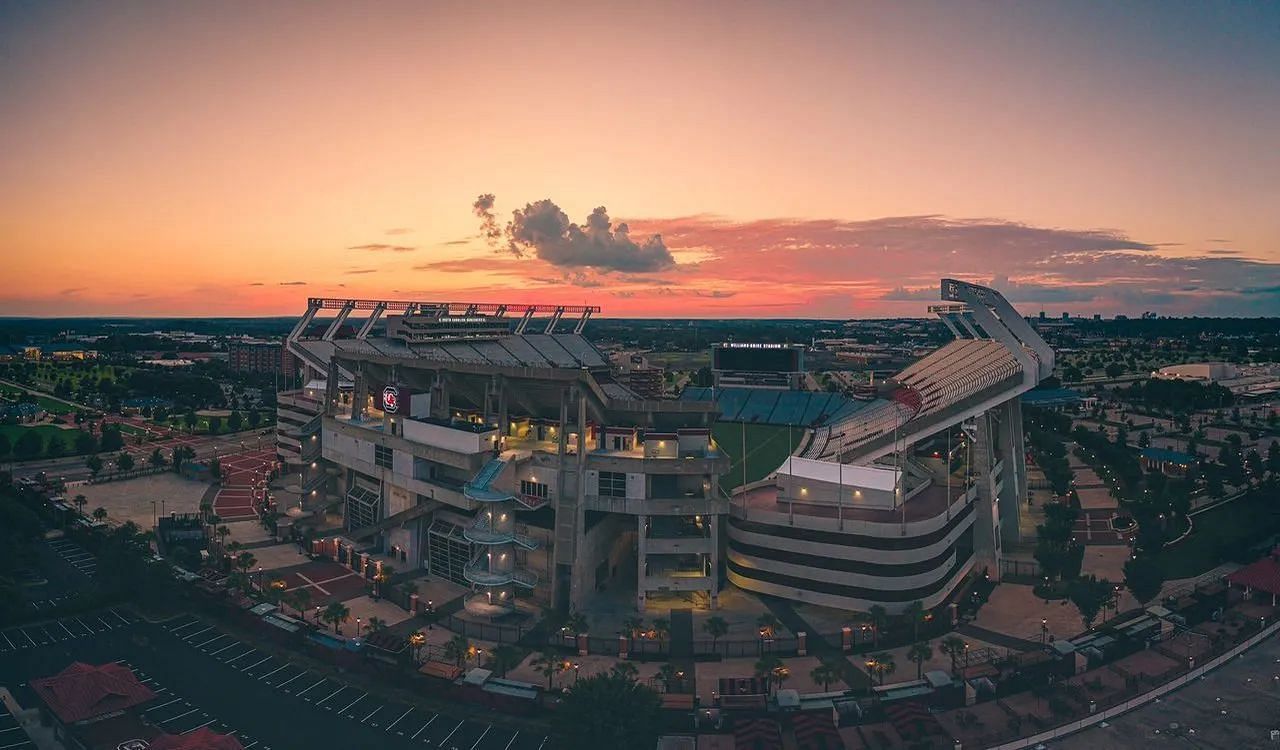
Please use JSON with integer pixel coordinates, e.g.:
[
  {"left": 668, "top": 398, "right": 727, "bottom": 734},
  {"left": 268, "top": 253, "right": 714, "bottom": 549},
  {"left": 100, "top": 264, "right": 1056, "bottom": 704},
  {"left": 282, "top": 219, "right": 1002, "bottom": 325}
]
[
  {"left": 475, "top": 194, "right": 675, "bottom": 272},
  {"left": 348, "top": 243, "right": 416, "bottom": 252}
]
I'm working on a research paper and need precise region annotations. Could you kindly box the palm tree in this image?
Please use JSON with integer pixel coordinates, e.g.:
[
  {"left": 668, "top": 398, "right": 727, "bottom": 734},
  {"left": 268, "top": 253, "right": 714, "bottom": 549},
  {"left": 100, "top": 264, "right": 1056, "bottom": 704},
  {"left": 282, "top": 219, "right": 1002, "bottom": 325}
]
[
  {"left": 939, "top": 636, "right": 966, "bottom": 675},
  {"left": 904, "top": 600, "right": 925, "bottom": 642},
  {"left": 92, "top": 507, "right": 108, "bottom": 523},
  {"left": 868, "top": 605, "right": 888, "bottom": 647},
  {"left": 488, "top": 645, "right": 522, "bottom": 677},
  {"left": 408, "top": 631, "right": 427, "bottom": 663},
  {"left": 199, "top": 499, "right": 213, "bottom": 520},
  {"left": 869, "top": 651, "right": 896, "bottom": 685},
  {"left": 622, "top": 616, "right": 644, "bottom": 640},
  {"left": 531, "top": 650, "right": 564, "bottom": 689},
  {"left": 443, "top": 634, "right": 471, "bottom": 667},
  {"left": 656, "top": 663, "right": 681, "bottom": 692},
  {"left": 288, "top": 587, "right": 312, "bottom": 618},
  {"left": 754, "top": 655, "right": 784, "bottom": 692},
  {"left": 366, "top": 616, "right": 387, "bottom": 633},
  {"left": 215, "top": 525, "right": 231, "bottom": 546},
  {"left": 74, "top": 494, "right": 87, "bottom": 515},
  {"left": 703, "top": 615, "right": 729, "bottom": 653},
  {"left": 565, "top": 609, "right": 589, "bottom": 634},
  {"left": 610, "top": 661, "right": 640, "bottom": 682},
  {"left": 321, "top": 601, "right": 350, "bottom": 634},
  {"left": 756, "top": 612, "right": 782, "bottom": 638},
  {"left": 235, "top": 551, "right": 256, "bottom": 573},
  {"left": 809, "top": 659, "right": 843, "bottom": 692},
  {"left": 907, "top": 641, "right": 933, "bottom": 680},
  {"left": 653, "top": 617, "right": 670, "bottom": 647}
]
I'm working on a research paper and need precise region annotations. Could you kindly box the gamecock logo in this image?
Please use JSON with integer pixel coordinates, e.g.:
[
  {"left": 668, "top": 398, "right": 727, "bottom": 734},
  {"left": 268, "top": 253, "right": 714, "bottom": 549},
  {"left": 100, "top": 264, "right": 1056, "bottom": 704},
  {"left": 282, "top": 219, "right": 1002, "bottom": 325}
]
[{"left": 381, "top": 385, "right": 399, "bottom": 413}]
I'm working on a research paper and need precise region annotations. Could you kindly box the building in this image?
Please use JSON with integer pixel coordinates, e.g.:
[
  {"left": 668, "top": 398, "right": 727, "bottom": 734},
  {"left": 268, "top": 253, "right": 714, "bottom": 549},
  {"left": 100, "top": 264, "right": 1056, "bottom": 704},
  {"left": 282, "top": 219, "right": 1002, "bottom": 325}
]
[
  {"left": 228, "top": 339, "right": 297, "bottom": 379},
  {"left": 720, "top": 280, "right": 1053, "bottom": 613},
  {"left": 280, "top": 279, "right": 1048, "bottom": 618},
  {"left": 283, "top": 299, "right": 729, "bottom": 613},
  {"left": 1150, "top": 362, "right": 1237, "bottom": 383},
  {"left": 31, "top": 662, "right": 159, "bottom": 749},
  {"left": 1140, "top": 447, "right": 1197, "bottom": 477},
  {"left": 612, "top": 352, "right": 666, "bottom": 399}
]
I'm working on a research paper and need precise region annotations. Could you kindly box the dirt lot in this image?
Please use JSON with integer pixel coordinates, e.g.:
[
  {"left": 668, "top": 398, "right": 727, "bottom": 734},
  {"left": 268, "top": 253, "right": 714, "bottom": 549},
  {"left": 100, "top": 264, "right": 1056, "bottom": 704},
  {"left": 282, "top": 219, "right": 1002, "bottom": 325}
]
[{"left": 71, "top": 472, "right": 209, "bottom": 528}]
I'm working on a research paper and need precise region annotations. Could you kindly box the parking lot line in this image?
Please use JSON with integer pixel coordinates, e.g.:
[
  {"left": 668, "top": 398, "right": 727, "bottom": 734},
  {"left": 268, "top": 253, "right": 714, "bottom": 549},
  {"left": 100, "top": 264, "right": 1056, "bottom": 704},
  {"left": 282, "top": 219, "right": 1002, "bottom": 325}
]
[
  {"left": 503, "top": 731, "right": 519, "bottom": 750},
  {"left": 160, "top": 708, "right": 200, "bottom": 725},
  {"left": 277, "top": 671, "right": 308, "bottom": 689},
  {"left": 94, "top": 615, "right": 111, "bottom": 629},
  {"left": 146, "top": 698, "right": 183, "bottom": 713},
  {"left": 209, "top": 641, "right": 240, "bottom": 657},
  {"left": 337, "top": 692, "right": 366, "bottom": 714},
  {"left": 260, "top": 664, "right": 290, "bottom": 680},
  {"left": 184, "top": 625, "right": 215, "bottom": 640},
  {"left": 385, "top": 707, "right": 413, "bottom": 733},
  {"left": 184, "top": 719, "right": 218, "bottom": 734},
  {"left": 0, "top": 632, "right": 14, "bottom": 650},
  {"left": 224, "top": 648, "right": 258, "bottom": 664},
  {"left": 361, "top": 705, "right": 382, "bottom": 724},
  {"left": 470, "top": 726, "right": 491, "bottom": 749},
  {"left": 441, "top": 721, "right": 464, "bottom": 746},
  {"left": 170, "top": 619, "right": 202, "bottom": 634},
  {"left": 19, "top": 630, "right": 36, "bottom": 647},
  {"left": 57, "top": 622, "right": 74, "bottom": 637},
  {"left": 410, "top": 715, "right": 437, "bottom": 740},
  {"left": 196, "top": 633, "right": 231, "bottom": 648},
  {"left": 110, "top": 609, "right": 130, "bottom": 624},
  {"left": 240, "top": 655, "right": 272, "bottom": 672},
  {"left": 296, "top": 678, "right": 326, "bottom": 698}
]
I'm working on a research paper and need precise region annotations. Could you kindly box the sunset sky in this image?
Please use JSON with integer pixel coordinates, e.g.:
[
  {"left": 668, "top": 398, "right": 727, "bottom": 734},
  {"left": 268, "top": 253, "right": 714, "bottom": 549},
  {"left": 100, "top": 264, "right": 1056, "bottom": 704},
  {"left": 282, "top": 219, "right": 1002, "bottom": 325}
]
[{"left": 2, "top": 1, "right": 1278, "bottom": 318}]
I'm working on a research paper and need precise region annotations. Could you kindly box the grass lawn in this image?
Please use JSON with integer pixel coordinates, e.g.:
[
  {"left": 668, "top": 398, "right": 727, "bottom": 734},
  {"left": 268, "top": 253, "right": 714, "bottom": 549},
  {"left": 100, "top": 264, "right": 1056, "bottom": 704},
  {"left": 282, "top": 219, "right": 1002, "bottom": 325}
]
[
  {"left": 713, "top": 422, "right": 805, "bottom": 493},
  {"left": 32, "top": 395, "right": 76, "bottom": 415},
  {"left": 1155, "top": 488, "right": 1280, "bottom": 579},
  {"left": 0, "top": 423, "right": 87, "bottom": 458}
]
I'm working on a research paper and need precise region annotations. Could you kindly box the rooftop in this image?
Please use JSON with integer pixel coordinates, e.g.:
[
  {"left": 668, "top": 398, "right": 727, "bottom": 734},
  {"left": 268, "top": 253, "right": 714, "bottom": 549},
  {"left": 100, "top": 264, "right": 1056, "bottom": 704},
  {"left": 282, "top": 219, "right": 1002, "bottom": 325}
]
[
  {"left": 737, "top": 478, "right": 967, "bottom": 523},
  {"left": 31, "top": 662, "right": 157, "bottom": 724}
]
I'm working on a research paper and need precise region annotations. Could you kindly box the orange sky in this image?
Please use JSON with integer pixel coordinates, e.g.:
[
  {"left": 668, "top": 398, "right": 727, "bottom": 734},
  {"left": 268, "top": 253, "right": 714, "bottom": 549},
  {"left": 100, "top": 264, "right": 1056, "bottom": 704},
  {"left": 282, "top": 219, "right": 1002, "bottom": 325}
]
[{"left": 1, "top": 1, "right": 1277, "bottom": 317}]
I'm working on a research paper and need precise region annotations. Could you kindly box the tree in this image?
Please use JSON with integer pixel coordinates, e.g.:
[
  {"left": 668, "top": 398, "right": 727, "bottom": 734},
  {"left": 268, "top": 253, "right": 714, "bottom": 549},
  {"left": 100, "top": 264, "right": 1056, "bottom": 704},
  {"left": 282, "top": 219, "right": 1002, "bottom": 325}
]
[
  {"left": 939, "top": 636, "right": 966, "bottom": 675},
  {"left": 207, "top": 415, "right": 222, "bottom": 434},
  {"left": 321, "top": 601, "right": 350, "bottom": 634},
  {"left": 532, "top": 650, "right": 564, "bottom": 689},
  {"left": 1123, "top": 555, "right": 1165, "bottom": 606},
  {"left": 1245, "top": 449, "right": 1264, "bottom": 483},
  {"left": 228, "top": 411, "right": 244, "bottom": 431},
  {"left": 754, "top": 655, "right": 784, "bottom": 692},
  {"left": 366, "top": 616, "right": 387, "bottom": 633},
  {"left": 74, "top": 494, "right": 87, "bottom": 515},
  {"left": 867, "top": 652, "right": 896, "bottom": 685},
  {"left": 1268, "top": 440, "right": 1280, "bottom": 476},
  {"left": 85, "top": 453, "right": 103, "bottom": 478},
  {"left": 555, "top": 672, "right": 662, "bottom": 750},
  {"left": 443, "top": 633, "right": 471, "bottom": 667},
  {"left": 1137, "top": 431, "right": 1150, "bottom": 448},
  {"left": 867, "top": 605, "right": 887, "bottom": 646},
  {"left": 610, "top": 661, "right": 640, "bottom": 682},
  {"left": 0, "top": 433, "right": 10, "bottom": 458},
  {"left": 907, "top": 641, "right": 933, "bottom": 680},
  {"left": 235, "top": 551, "right": 256, "bottom": 574},
  {"left": 809, "top": 659, "right": 843, "bottom": 691},
  {"left": 117, "top": 452, "right": 134, "bottom": 473},
  {"left": 92, "top": 507, "right": 108, "bottom": 523},
  {"left": 209, "top": 458, "right": 221, "bottom": 481},
  {"left": 903, "top": 600, "right": 925, "bottom": 642},
  {"left": 215, "top": 525, "right": 231, "bottom": 545},
  {"left": 757, "top": 612, "right": 782, "bottom": 638},
  {"left": 622, "top": 616, "right": 644, "bottom": 641},
  {"left": 248, "top": 410, "right": 262, "bottom": 428},
  {"left": 703, "top": 615, "right": 729, "bottom": 653},
  {"left": 14, "top": 430, "right": 44, "bottom": 460},
  {"left": 149, "top": 447, "right": 167, "bottom": 468},
  {"left": 652, "top": 617, "right": 670, "bottom": 645},
  {"left": 565, "top": 609, "right": 589, "bottom": 634},
  {"left": 99, "top": 425, "right": 124, "bottom": 452},
  {"left": 74, "top": 430, "right": 97, "bottom": 455},
  {"left": 290, "top": 587, "right": 312, "bottom": 618},
  {"left": 172, "top": 445, "right": 195, "bottom": 471},
  {"left": 488, "top": 645, "right": 522, "bottom": 677},
  {"left": 1069, "top": 575, "right": 1113, "bottom": 630}
]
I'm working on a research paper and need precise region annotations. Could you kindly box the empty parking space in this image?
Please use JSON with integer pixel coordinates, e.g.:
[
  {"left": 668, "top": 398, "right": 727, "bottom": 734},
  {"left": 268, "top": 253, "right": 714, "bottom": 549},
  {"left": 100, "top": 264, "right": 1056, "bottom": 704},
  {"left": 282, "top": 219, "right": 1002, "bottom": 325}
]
[
  {"left": 0, "top": 609, "right": 137, "bottom": 654},
  {"left": 126, "top": 663, "right": 273, "bottom": 750},
  {"left": 46, "top": 539, "right": 98, "bottom": 577},
  {"left": 0, "top": 703, "right": 34, "bottom": 750}
]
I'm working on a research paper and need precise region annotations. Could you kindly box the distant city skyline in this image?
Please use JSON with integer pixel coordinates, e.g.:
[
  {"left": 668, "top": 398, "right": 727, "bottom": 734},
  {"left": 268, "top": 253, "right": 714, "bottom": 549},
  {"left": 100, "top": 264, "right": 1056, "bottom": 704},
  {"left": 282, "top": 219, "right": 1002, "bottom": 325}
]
[{"left": 1, "top": 1, "right": 1278, "bottom": 318}]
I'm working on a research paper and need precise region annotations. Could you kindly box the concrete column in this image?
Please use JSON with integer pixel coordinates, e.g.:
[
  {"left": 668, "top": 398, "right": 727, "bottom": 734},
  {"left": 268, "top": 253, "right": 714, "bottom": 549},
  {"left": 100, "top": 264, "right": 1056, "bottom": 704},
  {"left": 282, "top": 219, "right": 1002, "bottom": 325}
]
[
  {"left": 636, "top": 514, "right": 648, "bottom": 610},
  {"left": 351, "top": 364, "right": 368, "bottom": 421},
  {"left": 841, "top": 626, "right": 852, "bottom": 652},
  {"left": 497, "top": 375, "right": 508, "bottom": 439},
  {"left": 707, "top": 514, "right": 720, "bottom": 609},
  {"left": 797, "top": 631, "right": 807, "bottom": 657},
  {"left": 997, "top": 399, "right": 1026, "bottom": 547},
  {"left": 972, "top": 412, "right": 1001, "bottom": 581},
  {"left": 619, "top": 634, "right": 629, "bottom": 659}
]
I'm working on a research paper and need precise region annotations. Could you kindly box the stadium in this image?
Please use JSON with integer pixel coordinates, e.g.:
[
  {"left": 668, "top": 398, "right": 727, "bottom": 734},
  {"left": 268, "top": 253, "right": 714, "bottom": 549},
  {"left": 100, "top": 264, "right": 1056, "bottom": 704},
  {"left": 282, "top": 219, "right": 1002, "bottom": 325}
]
[{"left": 277, "top": 279, "right": 1051, "bottom": 618}]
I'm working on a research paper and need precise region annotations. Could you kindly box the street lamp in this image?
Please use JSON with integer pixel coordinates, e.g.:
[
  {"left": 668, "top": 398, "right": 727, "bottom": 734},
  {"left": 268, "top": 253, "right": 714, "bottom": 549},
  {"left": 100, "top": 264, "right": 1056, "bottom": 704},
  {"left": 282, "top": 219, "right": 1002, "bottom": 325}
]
[
  {"left": 356, "top": 617, "right": 362, "bottom": 637},
  {"left": 1041, "top": 618, "right": 1048, "bottom": 645}
]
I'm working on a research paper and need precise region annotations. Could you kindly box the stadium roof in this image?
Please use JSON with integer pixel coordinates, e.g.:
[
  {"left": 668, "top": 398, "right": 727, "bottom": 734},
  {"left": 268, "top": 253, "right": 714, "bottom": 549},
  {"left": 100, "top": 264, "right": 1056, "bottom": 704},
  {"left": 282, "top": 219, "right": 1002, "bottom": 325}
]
[{"left": 294, "top": 332, "right": 611, "bottom": 371}]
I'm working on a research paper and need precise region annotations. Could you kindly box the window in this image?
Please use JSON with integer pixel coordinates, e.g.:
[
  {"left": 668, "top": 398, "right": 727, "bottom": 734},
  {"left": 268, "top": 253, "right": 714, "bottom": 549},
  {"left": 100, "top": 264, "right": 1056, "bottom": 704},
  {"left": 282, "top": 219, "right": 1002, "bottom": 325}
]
[
  {"left": 598, "top": 471, "right": 627, "bottom": 498},
  {"left": 374, "top": 444, "right": 393, "bottom": 469},
  {"left": 520, "top": 479, "right": 549, "bottom": 499}
]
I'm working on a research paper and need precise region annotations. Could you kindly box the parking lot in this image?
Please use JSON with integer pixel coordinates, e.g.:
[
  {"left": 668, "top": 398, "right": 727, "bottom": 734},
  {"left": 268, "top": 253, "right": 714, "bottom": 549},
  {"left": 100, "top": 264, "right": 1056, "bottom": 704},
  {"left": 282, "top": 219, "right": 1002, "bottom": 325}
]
[
  {"left": 0, "top": 608, "right": 137, "bottom": 653},
  {"left": 47, "top": 537, "right": 97, "bottom": 577},
  {"left": 122, "top": 662, "right": 273, "bottom": 749},
  {"left": 162, "top": 613, "right": 546, "bottom": 749},
  {"left": 0, "top": 703, "right": 34, "bottom": 750}
]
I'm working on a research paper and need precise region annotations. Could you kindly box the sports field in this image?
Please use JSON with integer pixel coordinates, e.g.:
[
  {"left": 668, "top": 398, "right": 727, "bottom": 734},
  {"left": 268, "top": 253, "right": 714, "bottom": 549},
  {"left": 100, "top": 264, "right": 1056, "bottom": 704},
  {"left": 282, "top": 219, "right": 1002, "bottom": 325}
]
[{"left": 713, "top": 422, "right": 805, "bottom": 492}]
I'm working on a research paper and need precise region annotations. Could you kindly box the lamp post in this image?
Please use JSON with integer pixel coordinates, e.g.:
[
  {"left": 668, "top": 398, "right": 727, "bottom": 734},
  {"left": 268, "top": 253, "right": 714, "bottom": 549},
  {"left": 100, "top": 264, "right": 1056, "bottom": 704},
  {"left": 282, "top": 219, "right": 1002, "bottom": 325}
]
[
  {"left": 356, "top": 617, "right": 362, "bottom": 637},
  {"left": 1041, "top": 618, "right": 1048, "bottom": 646}
]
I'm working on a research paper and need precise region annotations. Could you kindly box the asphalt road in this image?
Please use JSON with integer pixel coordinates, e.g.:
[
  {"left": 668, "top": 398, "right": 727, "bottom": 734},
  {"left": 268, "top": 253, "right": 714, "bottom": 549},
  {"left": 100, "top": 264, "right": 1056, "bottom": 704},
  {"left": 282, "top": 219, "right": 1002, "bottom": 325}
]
[{"left": 1, "top": 610, "right": 549, "bottom": 750}]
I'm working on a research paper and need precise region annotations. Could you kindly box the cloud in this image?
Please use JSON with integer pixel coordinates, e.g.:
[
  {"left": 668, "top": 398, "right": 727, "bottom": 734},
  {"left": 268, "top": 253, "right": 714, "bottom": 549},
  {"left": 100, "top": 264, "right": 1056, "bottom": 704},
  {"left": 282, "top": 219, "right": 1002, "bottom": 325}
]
[
  {"left": 441, "top": 239, "right": 471, "bottom": 246},
  {"left": 476, "top": 194, "right": 675, "bottom": 272},
  {"left": 1206, "top": 249, "right": 1242, "bottom": 255},
  {"left": 278, "top": 281, "right": 307, "bottom": 286},
  {"left": 347, "top": 243, "right": 416, "bottom": 252},
  {"left": 249, "top": 282, "right": 265, "bottom": 286},
  {"left": 60, "top": 287, "right": 86, "bottom": 295},
  {"left": 344, "top": 269, "right": 377, "bottom": 275},
  {"left": 385, "top": 228, "right": 412, "bottom": 235}
]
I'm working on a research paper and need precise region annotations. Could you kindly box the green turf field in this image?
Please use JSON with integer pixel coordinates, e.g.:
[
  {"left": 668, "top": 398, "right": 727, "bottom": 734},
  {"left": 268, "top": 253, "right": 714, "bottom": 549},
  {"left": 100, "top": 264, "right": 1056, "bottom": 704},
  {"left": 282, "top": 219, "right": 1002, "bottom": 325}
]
[
  {"left": 0, "top": 424, "right": 83, "bottom": 458},
  {"left": 713, "top": 422, "right": 806, "bottom": 493}
]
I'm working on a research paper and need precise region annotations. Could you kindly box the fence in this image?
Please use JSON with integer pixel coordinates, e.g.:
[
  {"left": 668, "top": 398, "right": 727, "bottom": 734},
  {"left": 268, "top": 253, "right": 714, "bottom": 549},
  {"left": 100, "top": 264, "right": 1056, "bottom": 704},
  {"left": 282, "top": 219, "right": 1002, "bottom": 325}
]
[
  {"left": 981, "top": 617, "right": 1280, "bottom": 749},
  {"left": 88, "top": 466, "right": 172, "bottom": 484}
]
